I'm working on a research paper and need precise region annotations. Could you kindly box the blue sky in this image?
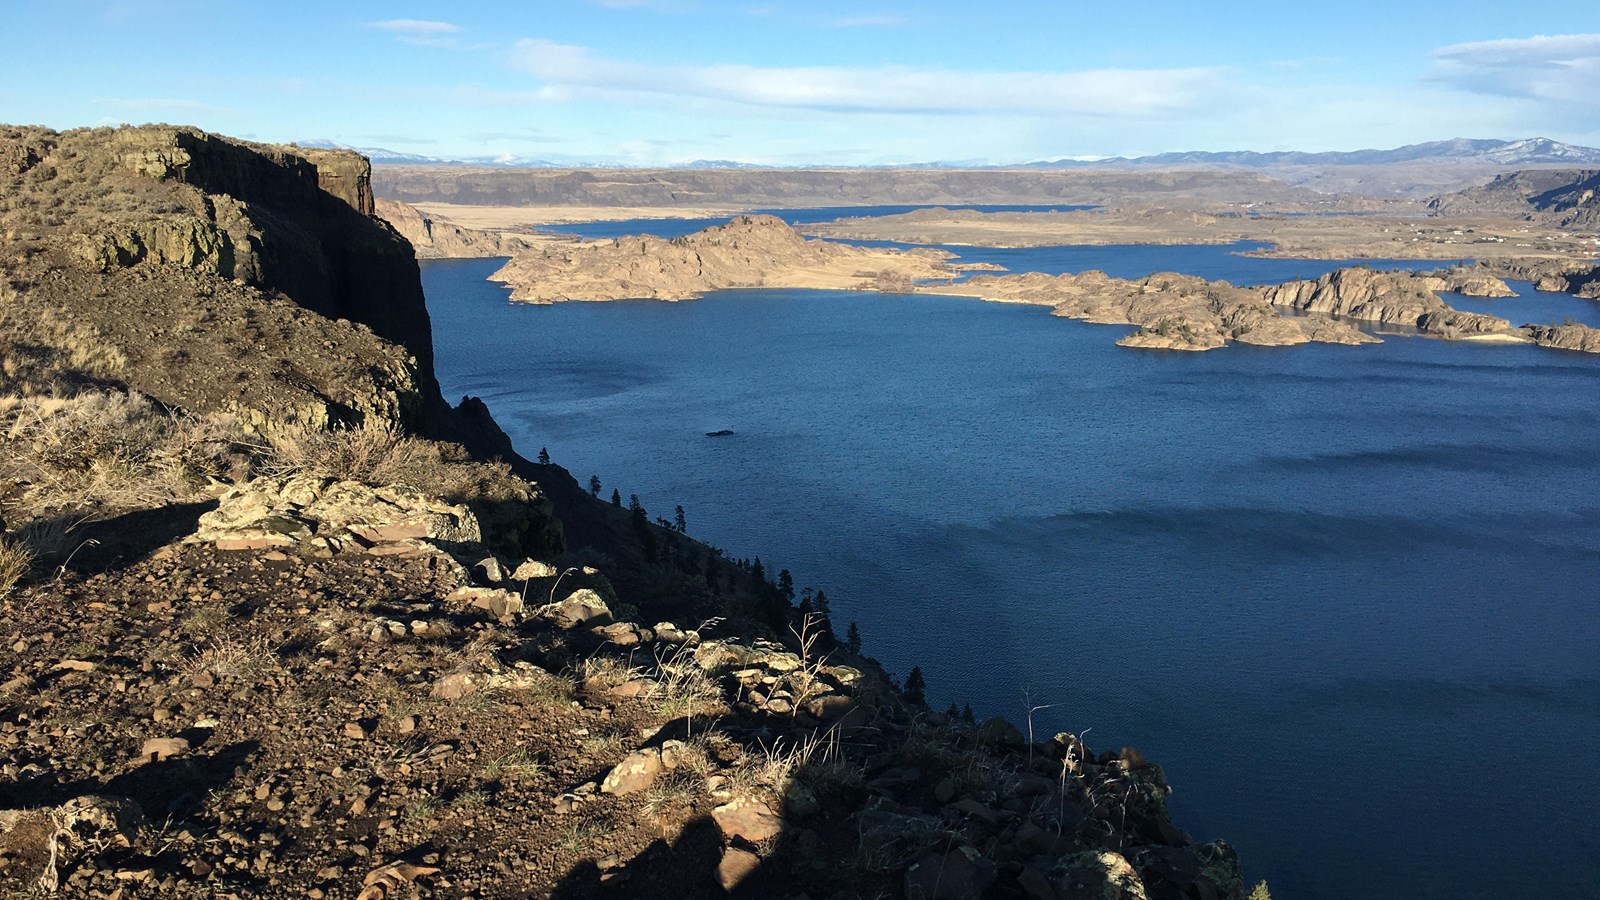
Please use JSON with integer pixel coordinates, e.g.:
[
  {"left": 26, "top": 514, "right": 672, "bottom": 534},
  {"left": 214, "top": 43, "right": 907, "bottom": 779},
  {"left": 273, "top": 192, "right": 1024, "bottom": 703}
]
[{"left": 5, "top": 0, "right": 1598, "bottom": 165}]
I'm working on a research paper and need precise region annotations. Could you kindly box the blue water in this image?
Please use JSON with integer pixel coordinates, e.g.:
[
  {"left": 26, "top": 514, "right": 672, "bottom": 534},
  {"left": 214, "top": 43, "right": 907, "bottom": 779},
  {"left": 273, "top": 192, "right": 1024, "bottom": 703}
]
[
  {"left": 541, "top": 205, "right": 1092, "bottom": 240},
  {"left": 421, "top": 255, "right": 1600, "bottom": 900},
  {"left": 1445, "top": 280, "right": 1600, "bottom": 329}
]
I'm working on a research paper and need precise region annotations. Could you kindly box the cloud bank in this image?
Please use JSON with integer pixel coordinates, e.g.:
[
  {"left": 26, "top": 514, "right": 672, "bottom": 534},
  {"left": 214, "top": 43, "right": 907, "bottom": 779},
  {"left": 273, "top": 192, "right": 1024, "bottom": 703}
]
[
  {"left": 509, "top": 39, "right": 1232, "bottom": 117},
  {"left": 1432, "top": 33, "right": 1600, "bottom": 108}
]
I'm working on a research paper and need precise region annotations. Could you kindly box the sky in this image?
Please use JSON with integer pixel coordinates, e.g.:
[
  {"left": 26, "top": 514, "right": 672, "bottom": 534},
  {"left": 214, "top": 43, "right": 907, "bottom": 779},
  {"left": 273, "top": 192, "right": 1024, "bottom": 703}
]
[{"left": 4, "top": 0, "right": 1598, "bottom": 165}]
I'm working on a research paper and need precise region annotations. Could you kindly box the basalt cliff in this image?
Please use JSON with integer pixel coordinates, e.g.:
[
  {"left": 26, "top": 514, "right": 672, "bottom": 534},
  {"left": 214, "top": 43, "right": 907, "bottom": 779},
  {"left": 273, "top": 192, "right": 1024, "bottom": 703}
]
[{"left": 1, "top": 126, "right": 1265, "bottom": 899}]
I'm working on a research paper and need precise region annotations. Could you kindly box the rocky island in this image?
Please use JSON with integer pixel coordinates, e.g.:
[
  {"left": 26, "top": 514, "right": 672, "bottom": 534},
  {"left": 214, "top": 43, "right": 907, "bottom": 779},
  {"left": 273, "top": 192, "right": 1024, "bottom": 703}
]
[
  {"left": 486, "top": 213, "right": 961, "bottom": 302},
  {"left": 1, "top": 125, "right": 1268, "bottom": 898}
]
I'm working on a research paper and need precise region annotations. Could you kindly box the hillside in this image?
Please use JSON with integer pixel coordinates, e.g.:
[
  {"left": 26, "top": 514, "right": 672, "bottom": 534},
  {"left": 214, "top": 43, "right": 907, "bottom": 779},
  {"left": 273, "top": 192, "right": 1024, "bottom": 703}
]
[
  {"left": 1, "top": 125, "right": 1262, "bottom": 898},
  {"left": 1429, "top": 168, "right": 1600, "bottom": 229},
  {"left": 373, "top": 166, "right": 1330, "bottom": 210},
  {"left": 488, "top": 214, "right": 959, "bottom": 302}
]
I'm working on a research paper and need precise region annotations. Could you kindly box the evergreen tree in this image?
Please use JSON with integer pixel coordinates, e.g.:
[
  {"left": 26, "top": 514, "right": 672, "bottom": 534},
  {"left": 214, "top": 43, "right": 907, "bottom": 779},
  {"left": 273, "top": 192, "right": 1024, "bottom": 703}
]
[
  {"left": 813, "top": 590, "right": 833, "bottom": 629},
  {"left": 962, "top": 704, "right": 976, "bottom": 724},
  {"left": 611, "top": 488, "right": 622, "bottom": 507},
  {"left": 946, "top": 703, "right": 960, "bottom": 720},
  {"left": 903, "top": 666, "right": 927, "bottom": 706},
  {"left": 845, "top": 621, "right": 862, "bottom": 654},
  {"left": 751, "top": 557, "right": 765, "bottom": 584},
  {"left": 589, "top": 475, "right": 602, "bottom": 497},
  {"left": 538, "top": 447, "right": 551, "bottom": 465},
  {"left": 777, "top": 569, "right": 795, "bottom": 602},
  {"left": 629, "top": 494, "right": 643, "bottom": 514},
  {"left": 674, "top": 505, "right": 686, "bottom": 533}
]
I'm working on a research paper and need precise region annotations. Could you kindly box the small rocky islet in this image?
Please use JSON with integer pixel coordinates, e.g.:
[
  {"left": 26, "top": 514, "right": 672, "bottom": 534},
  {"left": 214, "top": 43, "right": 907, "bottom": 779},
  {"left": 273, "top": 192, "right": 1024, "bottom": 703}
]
[{"left": 1, "top": 125, "right": 1267, "bottom": 898}]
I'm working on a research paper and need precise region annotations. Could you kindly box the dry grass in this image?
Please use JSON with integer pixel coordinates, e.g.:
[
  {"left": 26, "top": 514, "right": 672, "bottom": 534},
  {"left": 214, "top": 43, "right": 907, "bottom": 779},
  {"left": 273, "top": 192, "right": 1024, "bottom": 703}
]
[
  {"left": 175, "top": 635, "right": 274, "bottom": 681},
  {"left": 0, "top": 390, "right": 253, "bottom": 521},
  {"left": 0, "top": 534, "right": 32, "bottom": 600},
  {"left": 0, "top": 304, "right": 130, "bottom": 395},
  {"left": 261, "top": 419, "right": 424, "bottom": 484}
]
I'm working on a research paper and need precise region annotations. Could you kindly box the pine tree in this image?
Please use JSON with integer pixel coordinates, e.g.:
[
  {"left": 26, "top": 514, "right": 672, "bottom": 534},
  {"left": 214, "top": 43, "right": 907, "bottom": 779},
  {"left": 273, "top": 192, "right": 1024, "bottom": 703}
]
[
  {"left": 813, "top": 590, "right": 833, "bottom": 631},
  {"left": 962, "top": 704, "right": 975, "bottom": 724},
  {"left": 777, "top": 569, "right": 795, "bottom": 602},
  {"left": 611, "top": 488, "right": 622, "bottom": 507},
  {"left": 845, "top": 621, "right": 862, "bottom": 654},
  {"left": 538, "top": 447, "right": 551, "bottom": 465},
  {"left": 903, "top": 666, "right": 927, "bottom": 706},
  {"left": 629, "top": 494, "right": 642, "bottom": 514},
  {"left": 589, "top": 475, "right": 602, "bottom": 497},
  {"left": 751, "top": 557, "right": 765, "bottom": 584},
  {"left": 674, "top": 505, "right": 686, "bottom": 533}
]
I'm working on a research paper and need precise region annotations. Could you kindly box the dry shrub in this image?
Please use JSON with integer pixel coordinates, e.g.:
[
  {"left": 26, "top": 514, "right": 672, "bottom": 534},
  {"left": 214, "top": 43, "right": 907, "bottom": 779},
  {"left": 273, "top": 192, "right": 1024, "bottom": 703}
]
[
  {"left": 263, "top": 418, "right": 429, "bottom": 484},
  {"left": 0, "top": 535, "right": 31, "bottom": 599},
  {"left": 0, "top": 391, "right": 252, "bottom": 520}
]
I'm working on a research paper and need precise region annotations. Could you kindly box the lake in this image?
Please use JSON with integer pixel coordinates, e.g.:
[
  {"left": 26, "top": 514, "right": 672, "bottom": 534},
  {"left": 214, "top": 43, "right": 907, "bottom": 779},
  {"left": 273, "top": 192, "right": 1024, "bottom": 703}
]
[{"left": 421, "top": 249, "right": 1600, "bottom": 900}]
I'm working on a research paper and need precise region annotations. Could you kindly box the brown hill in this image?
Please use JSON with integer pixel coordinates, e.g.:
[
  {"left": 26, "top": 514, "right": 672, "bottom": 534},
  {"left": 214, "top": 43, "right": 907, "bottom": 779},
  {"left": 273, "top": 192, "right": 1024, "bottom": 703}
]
[
  {"left": 1428, "top": 169, "right": 1600, "bottom": 229},
  {"left": 489, "top": 214, "right": 958, "bottom": 302}
]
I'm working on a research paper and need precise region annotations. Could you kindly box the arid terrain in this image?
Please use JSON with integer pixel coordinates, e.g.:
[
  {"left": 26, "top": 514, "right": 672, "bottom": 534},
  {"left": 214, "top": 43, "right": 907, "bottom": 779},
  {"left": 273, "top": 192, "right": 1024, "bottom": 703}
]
[
  {"left": 2, "top": 124, "right": 1266, "bottom": 899},
  {"left": 799, "top": 207, "right": 1600, "bottom": 261}
]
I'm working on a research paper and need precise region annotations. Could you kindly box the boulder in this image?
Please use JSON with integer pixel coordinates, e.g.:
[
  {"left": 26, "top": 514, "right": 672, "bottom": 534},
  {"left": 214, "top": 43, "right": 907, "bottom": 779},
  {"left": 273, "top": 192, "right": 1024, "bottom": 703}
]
[
  {"left": 536, "top": 588, "right": 612, "bottom": 629},
  {"left": 600, "top": 748, "right": 663, "bottom": 795},
  {"left": 903, "top": 846, "right": 997, "bottom": 900},
  {"left": 138, "top": 737, "right": 190, "bottom": 761},
  {"left": 711, "top": 797, "right": 785, "bottom": 845},
  {"left": 717, "top": 847, "right": 762, "bottom": 892},
  {"left": 512, "top": 559, "right": 560, "bottom": 580},
  {"left": 1046, "top": 851, "right": 1148, "bottom": 900}
]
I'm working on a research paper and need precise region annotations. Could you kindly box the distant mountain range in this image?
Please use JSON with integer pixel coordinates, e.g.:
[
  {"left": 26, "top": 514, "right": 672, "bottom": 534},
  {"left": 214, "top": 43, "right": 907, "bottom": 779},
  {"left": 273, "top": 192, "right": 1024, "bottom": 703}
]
[
  {"left": 300, "top": 137, "right": 1600, "bottom": 172},
  {"left": 1025, "top": 138, "right": 1600, "bottom": 170}
]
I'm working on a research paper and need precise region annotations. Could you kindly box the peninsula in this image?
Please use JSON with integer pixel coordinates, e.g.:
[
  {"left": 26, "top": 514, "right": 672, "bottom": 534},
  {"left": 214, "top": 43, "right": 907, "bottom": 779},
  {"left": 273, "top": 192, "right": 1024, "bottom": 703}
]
[
  {"left": 480, "top": 214, "right": 1600, "bottom": 354},
  {"left": 486, "top": 214, "right": 962, "bottom": 302}
]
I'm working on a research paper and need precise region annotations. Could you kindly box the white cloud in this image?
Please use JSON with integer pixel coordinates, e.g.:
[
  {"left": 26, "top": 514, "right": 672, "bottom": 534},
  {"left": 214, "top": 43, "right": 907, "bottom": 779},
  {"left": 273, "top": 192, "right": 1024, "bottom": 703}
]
[
  {"left": 1431, "top": 33, "right": 1600, "bottom": 108},
  {"left": 369, "top": 19, "right": 467, "bottom": 47},
  {"left": 508, "top": 39, "right": 1233, "bottom": 118}
]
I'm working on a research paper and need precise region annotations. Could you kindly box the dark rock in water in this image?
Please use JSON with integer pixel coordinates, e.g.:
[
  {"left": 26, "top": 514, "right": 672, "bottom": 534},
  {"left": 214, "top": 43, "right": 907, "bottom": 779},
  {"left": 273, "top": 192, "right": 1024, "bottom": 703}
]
[{"left": 705, "top": 429, "right": 735, "bottom": 437}]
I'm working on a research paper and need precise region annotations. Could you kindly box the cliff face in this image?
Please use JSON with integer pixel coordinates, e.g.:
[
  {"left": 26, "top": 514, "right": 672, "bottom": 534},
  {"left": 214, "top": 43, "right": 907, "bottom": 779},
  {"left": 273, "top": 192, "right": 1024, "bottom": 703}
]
[
  {"left": 1258, "top": 268, "right": 1516, "bottom": 336},
  {"left": 1430, "top": 168, "right": 1600, "bottom": 229},
  {"left": 375, "top": 199, "right": 539, "bottom": 259},
  {"left": 0, "top": 124, "right": 489, "bottom": 440}
]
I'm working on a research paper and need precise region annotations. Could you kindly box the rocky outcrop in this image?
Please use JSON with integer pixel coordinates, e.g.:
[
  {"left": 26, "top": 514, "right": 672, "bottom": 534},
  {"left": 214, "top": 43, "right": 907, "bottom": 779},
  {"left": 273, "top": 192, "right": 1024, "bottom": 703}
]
[
  {"left": 1258, "top": 267, "right": 1518, "bottom": 337},
  {"left": 489, "top": 214, "right": 957, "bottom": 302},
  {"left": 1522, "top": 322, "right": 1600, "bottom": 352},
  {"left": 0, "top": 124, "right": 476, "bottom": 438},
  {"left": 375, "top": 198, "right": 539, "bottom": 259},
  {"left": 926, "top": 269, "right": 1376, "bottom": 351},
  {"left": 190, "top": 475, "right": 483, "bottom": 556},
  {"left": 1429, "top": 168, "right": 1600, "bottom": 229},
  {"left": 1477, "top": 258, "right": 1600, "bottom": 297}
]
